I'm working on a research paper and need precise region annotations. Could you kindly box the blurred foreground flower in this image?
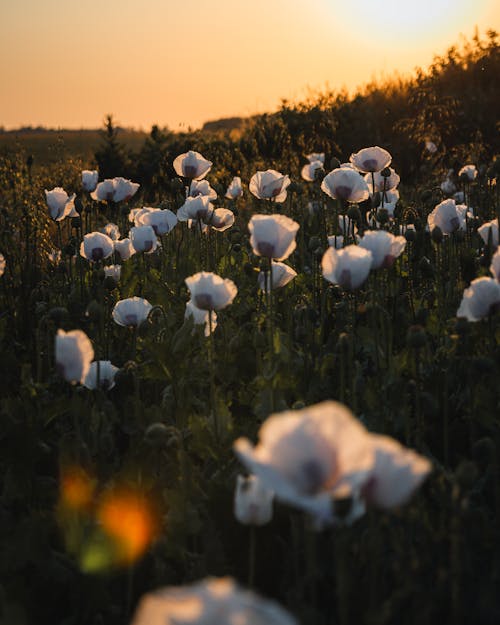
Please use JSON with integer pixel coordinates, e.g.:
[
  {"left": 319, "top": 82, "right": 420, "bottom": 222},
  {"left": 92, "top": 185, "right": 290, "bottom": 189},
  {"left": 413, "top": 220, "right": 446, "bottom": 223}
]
[
  {"left": 45, "top": 187, "right": 76, "bottom": 221},
  {"left": 321, "top": 168, "right": 370, "bottom": 203},
  {"left": 59, "top": 466, "right": 95, "bottom": 512},
  {"left": 112, "top": 297, "right": 153, "bottom": 327},
  {"left": 185, "top": 272, "right": 237, "bottom": 311},
  {"left": 173, "top": 150, "right": 212, "bottom": 180},
  {"left": 362, "top": 435, "right": 432, "bottom": 509},
  {"left": 322, "top": 245, "right": 372, "bottom": 290},
  {"left": 131, "top": 577, "right": 297, "bottom": 625},
  {"left": 350, "top": 146, "right": 392, "bottom": 173},
  {"left": 457, "top": 277, "right": 500, "bottom": 321},
  {"left": 55, "top": 329, "right": 94, "bottom": 384},
  {"left": 249, "top": 170, "right": 291, "bottom": 202},
  {"left": 234, "top": 474, "right": 274, "bottom": 526},
  {"left": 234, "top": 401, "right": 374, "bottom": 526},
  {"left": 248, "top": 214, "right": 299, "bottom": 261}
]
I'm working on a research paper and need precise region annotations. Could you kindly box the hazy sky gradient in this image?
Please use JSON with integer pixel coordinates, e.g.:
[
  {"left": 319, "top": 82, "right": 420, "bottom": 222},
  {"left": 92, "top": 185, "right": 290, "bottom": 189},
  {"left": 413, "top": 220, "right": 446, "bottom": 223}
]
[{"left": 1, "top": 0, "right": 499, "bottom": 130}]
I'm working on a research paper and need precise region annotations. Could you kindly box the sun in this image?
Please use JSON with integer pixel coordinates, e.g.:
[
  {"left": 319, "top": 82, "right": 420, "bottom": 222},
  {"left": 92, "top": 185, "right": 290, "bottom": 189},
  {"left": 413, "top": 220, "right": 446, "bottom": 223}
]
[{"left": 333, "top": 0, "right": 486, "bottom": 42}]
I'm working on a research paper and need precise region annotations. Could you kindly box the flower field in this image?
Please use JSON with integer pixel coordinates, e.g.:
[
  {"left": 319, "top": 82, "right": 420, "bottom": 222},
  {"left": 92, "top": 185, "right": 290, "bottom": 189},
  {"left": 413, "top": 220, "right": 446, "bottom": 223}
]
[{"left": 1, "top": 34, "right": 500, "bottom": 625}]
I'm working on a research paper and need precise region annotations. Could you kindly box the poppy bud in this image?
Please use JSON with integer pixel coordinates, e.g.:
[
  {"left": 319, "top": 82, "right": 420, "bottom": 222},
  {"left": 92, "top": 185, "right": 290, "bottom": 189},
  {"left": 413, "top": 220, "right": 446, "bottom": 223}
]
[
  {"left": 308, "top": 236, "right": 321, "bottom": 252},
  {"left": 229, "top": 229, "right": 241, "bottom": 243},
  {"left": 336, "top": 332, "right": 350, "bottom": 352},
  {"left": 292, "top": 400, "right": 306, "bottom": 410},
  {"left": 459, "top": 172, "right": 470, "bottom": 183},
  {"left": 330, "top": 157, "right": 341, "bottom": 170},
  {"left": 347, "top": 206, "right": 361, "bottom": 222},
  {"left": 253, "top": 330, "right": 266, "bottom": 350},
  {"left": 144, "top": 423, "right": 171, "bottom": 448},
  {"left": 170, "top": 178, "right": 185, "bottom": 192},
  {"left": 244, "top": 262, "right": 255, "bottom": 277},
  {"left": 49, "top": 307, "right": 69, "bottom": 324},
  {"left": 454, "top": 316, "right": 469, "bottom": 336},
  {"left": 472, "top": 437, "right": 496, "bottom": 469},
  {"left": 288, "top": 181, "right": 301, "bottom": 195},
  {"left": 86, "top": 300, "right": 103, "bottom": 322},
  {"left": 431, "top": 226, "right": 443, "bottom": 243},
  {"left": 405, "top": 227, "right": 416, "bottom": 242},
  {"left": 376, "top": 208, "right": 389, "bottom": 224},
  {"left": 420, "top": 189, "right": 433, "bottom": 203},
  {"left": 232, "top": 243, "right": 242, "bottom": 254},
  {"left": 63, "top": 243, "right": 76, "bottom": 257},
  {"left": 406, "top": 325, "right": 426, "bottom": 349},
  {"left": 486, "top": 167, "right": 496, "bottom": 180},
  {"left": 380, "top": 167, "right": 391, "bottom": 178},
  {"left": 26, "top": 154, "right": 34, "bottom": 168},
  {"left": 71, "top": 216, "right": 82, "bottom": 229},
  {"left": 454, "top": 229, "right": 465, "bottom": 243},
  {"left": 104, "top": 276, "right": 117, "bottom": 291},
  {"left": 370, "top": 191, "right": 381, "bottom": 208},
  {"left": 455, "top": 460, "right": 478, "bottom": 489}
]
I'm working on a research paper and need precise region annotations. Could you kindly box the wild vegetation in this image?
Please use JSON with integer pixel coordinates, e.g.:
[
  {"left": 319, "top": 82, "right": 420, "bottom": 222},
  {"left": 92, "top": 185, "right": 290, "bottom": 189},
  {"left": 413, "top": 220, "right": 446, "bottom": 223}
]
[{"left": 0, "top": 31, "right": 500, "bottom": 625}]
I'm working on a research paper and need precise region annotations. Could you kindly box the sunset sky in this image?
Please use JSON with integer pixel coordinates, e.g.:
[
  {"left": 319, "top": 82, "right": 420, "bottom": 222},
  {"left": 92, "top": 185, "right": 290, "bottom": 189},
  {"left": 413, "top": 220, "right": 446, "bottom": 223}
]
[{"left": 1, "top": 0, "right": 499, "bottom": 131}]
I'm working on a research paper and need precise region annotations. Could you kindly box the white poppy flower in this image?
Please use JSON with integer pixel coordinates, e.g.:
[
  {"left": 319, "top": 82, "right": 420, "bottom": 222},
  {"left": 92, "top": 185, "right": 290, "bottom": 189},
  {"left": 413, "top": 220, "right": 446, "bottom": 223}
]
[
  {"left": 101, "top": 223, "right": 121, "bottom": 241},
  {"left": 358, "top": 230, "right": 406, "bottom": 269},
  {"left": 82, "top": 170, "right": 98, "bottom": 192},
  {"left": 177, "top": 196, "right": 213, "bottom": 222},
  {"left": 458, "top": 164, "right": 477, "bottom": 181},
  {"left": 321, "top": 168, "right": 370, "bottom": 203},
  {"left": 139, "top": 209, "right": 178, "bottom": 236},
  {"left": 425, "top": 140, "right": 437, "bottom": 154},
  {"left": 114, "top": 238, "right": 136, "bottom": 261},
  {"left": 103, "top": 265, "right": 121, "bottom": 283},
  {"left": 112, "top": 297, "right": 153, "bottom": 327},
  {"left": 478, "top": 219, "right": 499, "bottom": 247},
  {"left": 130, "top": 226, "right": 159, "bottom": 253},
  {"left": 306, "top": 152, "right": 325, "bottom": 164},
  {"left": 83, "top": 360, "right": 119, "bottom": 390},
  {"left": 184, "top": 300, "right": 217, "bottom": 336},
  {"left": 427, "top": 199, "right": 466, "bottom": 234},
  {"left": 457, "top": 277, "right": 500, "bottom": 321},
  {"left": 225, "top": 176, "right": 243, "bottom": 200},
  {"left": 185, "top": 272, "right": 237, "bottom": 311},
  {"left": 301, "top": 160, "right": 323, "bottom": 182},
  {"left": 189, "top": 179, "right": 217, "bottom": 200},
  {"left": 55, "top": 329, "right": 94, "bottom": 385},
  {"left": 440, "top": 178, "right": 456, "bottom": 196},
  {"left": 206, "top": 208, "right": 234, "bottom": 232},
  {"left": 248, "top": 214, "right": 299, "bottom": 261},
  {"left": 258, "top": 261, "right": 297, "bottom": 292},
  {"left": 366, "top": 167, "right": 400, "bottom": 192},
  {"left": 322, "top": 245, "right": 373, "bottom": 290},
  {"left": 79, "top": 232, "right": 114, "bottom": 262},
  {"left": 490, "top": 247, "right": 500, "bottom": 281},
  {"left": 249, "top": 170, "right": 291, "bottom": 202},
  {"left": 91, "top": 177, "right": 139, "bottom": 202},
  {"left": 173, "top": 150, "right": 212, "bottom": 180},
  {"left": 45, "top": 187, "right": 76, "bottom": 221},
  {"left": 350, "top": 146, "right": 392, "bottom": 173}
]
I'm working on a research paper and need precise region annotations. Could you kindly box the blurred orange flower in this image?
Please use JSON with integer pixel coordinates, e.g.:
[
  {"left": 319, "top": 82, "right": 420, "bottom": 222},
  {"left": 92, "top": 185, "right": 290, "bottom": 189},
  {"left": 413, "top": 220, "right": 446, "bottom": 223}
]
[
  {"left": 97, "top": 489, "right": 159, "bottom": 564},
  {"left": 60, "top": 467, "right": 95, "bottom": 511}
]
